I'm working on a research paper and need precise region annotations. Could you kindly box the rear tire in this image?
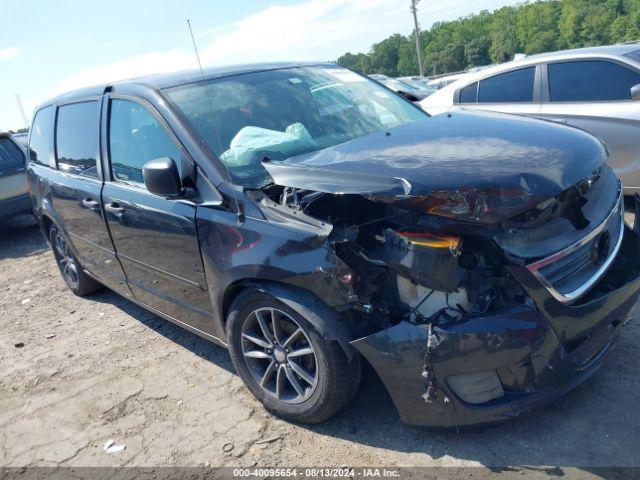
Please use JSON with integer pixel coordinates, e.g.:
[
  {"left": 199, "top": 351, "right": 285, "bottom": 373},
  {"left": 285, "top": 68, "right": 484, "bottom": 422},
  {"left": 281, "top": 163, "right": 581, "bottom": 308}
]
[
  {"left": 226, "top": 289, "right": 360, "bottom": 423},
  {"left": 49, "top": 225, "right": 101, "bottom": 296}
]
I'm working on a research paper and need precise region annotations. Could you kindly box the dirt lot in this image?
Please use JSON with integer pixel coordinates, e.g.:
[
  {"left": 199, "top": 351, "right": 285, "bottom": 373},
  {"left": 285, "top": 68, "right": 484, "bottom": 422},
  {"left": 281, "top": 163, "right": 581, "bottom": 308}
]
[{"left": 1, "top": 214, "right": 639, "bottom": 475}]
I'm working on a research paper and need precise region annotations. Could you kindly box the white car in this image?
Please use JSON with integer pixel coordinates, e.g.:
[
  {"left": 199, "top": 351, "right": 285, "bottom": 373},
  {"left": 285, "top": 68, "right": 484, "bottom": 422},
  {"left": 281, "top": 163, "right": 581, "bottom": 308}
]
[{"left": 421, "top": 45, "right": 640, "bottom": 194}]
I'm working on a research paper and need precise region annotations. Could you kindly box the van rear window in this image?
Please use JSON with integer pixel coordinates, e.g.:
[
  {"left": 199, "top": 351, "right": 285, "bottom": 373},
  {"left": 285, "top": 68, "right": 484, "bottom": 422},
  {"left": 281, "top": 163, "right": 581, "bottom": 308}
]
[
  {"left": 30, "top": 106, "right": 55, "bottom": 167},
  {"left": 55, "top": 102, "right": 99, "bottom": 178}
]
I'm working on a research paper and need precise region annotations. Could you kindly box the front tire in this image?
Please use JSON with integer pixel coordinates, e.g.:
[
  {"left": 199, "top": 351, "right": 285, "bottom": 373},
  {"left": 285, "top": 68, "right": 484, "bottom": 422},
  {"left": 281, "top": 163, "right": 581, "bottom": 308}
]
[
  {"left": 227, "top": 290, "right": 360, "bottom": 423},
  {"left": 49, "top": 225, "right": 101, "bottom": 296}
]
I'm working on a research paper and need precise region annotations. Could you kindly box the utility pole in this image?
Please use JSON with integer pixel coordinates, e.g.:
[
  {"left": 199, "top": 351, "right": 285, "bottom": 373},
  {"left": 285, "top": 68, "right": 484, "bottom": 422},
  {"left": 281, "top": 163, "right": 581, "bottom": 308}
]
[
  {"left": 15, "top": 94, "right": 28, "bottom": 129},
  {"left": 410, "top": 0, "right": 425, "bottom": 77}
]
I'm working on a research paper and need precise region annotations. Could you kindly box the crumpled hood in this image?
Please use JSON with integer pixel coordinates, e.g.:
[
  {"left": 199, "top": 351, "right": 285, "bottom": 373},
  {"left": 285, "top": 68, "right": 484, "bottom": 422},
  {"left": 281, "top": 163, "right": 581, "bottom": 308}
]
[{"left": 263, "top": 109, "right": 607, "bottom": 202}]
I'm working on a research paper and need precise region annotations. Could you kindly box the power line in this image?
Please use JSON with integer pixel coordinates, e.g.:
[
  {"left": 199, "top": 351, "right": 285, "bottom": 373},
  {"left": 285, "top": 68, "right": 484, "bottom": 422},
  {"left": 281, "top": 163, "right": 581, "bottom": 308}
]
[{"left": 410, "top": 0, "right": 425, "bottom": 77}]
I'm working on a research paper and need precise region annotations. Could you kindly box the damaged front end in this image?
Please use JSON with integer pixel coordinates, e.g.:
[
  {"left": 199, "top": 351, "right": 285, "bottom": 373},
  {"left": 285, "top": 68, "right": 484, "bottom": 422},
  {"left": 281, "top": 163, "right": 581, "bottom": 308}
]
[{"left": 257, "top": 148, "right": 640, "bottom": 428}]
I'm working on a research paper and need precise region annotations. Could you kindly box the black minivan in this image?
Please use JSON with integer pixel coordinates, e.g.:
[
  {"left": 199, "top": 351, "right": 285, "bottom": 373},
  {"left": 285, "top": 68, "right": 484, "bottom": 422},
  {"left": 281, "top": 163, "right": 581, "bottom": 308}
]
[{"left": 28, "top": 62, "right": 640, "bottom": 428}]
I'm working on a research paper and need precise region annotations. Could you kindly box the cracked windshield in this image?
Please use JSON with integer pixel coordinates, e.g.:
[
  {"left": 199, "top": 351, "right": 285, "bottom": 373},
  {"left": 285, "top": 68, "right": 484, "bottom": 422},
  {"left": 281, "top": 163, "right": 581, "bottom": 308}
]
[{"left": 166, "top": 66, "right": 425, "bottom": 186}]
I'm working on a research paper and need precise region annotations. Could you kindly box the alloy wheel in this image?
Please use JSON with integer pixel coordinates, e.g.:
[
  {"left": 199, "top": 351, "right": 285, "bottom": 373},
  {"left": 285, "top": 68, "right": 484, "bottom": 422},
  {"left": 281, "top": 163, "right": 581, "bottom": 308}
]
[
  {"left": 53, "top": 232, "right": 80, "bottom": 290},
  {"left": 241, "top": 307, "right": 318, "bottom": 404}
]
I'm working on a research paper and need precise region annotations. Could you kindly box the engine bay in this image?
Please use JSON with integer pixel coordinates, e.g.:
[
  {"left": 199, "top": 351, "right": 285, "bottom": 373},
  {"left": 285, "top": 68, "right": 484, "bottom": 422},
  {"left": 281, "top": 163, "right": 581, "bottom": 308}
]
[{"left": 256, "top": 185, "right": 532, "bottom": 332}]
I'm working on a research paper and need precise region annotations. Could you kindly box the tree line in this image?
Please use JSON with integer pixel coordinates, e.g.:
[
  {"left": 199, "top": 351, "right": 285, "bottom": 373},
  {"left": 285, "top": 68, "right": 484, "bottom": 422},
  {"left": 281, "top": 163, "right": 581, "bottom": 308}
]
[{"left": 338, "top": 0, "right": 640, "bottom": 77}]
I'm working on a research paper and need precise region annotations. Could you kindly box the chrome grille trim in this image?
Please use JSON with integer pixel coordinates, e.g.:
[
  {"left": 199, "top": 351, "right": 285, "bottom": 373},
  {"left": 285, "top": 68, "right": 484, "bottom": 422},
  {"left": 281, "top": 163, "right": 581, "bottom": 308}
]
[{"left": 526, "top": 185, "right": 624, "bottom": 304}]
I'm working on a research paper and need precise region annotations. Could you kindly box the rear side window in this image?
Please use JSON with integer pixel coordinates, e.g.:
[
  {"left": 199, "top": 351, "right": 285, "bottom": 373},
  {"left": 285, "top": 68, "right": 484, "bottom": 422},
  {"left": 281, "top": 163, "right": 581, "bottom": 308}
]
[
  {"left": 549, "top": 60, "right": 640, "bottom": 102},
  {"left": 478, "top": 67, "right": 535, "bottom": 103},
  {"left": 30, "top": 106, "right": 55, "bottom": 166},
  {"left": 55, "top": 101, "right": 99, "bottom": 178},
  {"left": 108, "top": 99, "right": 182, "bottom": 187},
  {"left": 459, "top": 82, "right": 478, "bottom": 103},
  {"left": 0, "top": 138, "right": 25, "bottom": 169}
]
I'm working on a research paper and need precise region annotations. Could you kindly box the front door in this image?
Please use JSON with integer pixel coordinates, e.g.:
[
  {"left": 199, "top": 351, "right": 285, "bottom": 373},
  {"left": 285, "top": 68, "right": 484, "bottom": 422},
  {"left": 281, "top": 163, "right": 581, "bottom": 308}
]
[{"left": 101, "top": 96, "right": 213, "bottom": 330}]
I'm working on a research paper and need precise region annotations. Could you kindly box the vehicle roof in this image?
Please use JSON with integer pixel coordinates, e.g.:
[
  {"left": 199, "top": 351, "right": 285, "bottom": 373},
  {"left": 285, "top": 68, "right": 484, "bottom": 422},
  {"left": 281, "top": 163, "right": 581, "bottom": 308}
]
[
  {"left": 428, "top": 72, "right": 468, "bottom": 83},
  {"left": 428, "top": 43, "right": 640, "bottom": 100},
  {"left": 524, "top": 43, "right": 640, "bottom": 61},
  {"left": 474, "top": 44, "right": 640, "bottom": 77},
  {"left": 41, "top": 61, "right": 335, "bottom": 109}
]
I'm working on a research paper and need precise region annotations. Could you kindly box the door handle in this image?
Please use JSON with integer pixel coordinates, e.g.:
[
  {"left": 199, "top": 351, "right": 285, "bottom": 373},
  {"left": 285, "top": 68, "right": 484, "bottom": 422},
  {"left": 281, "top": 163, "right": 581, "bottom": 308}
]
[
  {"left": 105, "top": 202, "right": 125, "bottom": 215},
  {"left": 81, "top": 198, "right": 100, "bottom": 210}
]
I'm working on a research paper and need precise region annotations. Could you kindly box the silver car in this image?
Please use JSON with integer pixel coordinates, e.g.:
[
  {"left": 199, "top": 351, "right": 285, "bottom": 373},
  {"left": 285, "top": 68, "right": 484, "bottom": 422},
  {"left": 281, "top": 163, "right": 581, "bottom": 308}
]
[
  {"left": 368, "top": 74, "right": 430, "bottom": 102},
  {"left": 397, "top": 76, "right": 437, "bottom": 96},
  {"left": 421, "top": 45, "right": 640, "bottom": 195}
]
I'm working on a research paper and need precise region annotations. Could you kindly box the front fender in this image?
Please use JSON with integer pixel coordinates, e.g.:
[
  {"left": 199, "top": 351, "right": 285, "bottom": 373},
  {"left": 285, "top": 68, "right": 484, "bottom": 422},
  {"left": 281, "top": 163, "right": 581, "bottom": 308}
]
[
  {"left": 197, "top": 207, "right": 356, "bottom": 342},
  {"left": 237, "top": 279, "right": 355, "bottom": 359}
]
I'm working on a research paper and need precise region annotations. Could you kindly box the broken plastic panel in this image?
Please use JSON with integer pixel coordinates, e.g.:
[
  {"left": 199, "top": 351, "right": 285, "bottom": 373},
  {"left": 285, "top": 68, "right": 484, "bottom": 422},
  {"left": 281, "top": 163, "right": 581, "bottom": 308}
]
[
  {"left": 383, "top": 229, "right": 463, "bottom": 293},
  {"left": 446, "top": 370, "right": 504, "bottom": 404}
]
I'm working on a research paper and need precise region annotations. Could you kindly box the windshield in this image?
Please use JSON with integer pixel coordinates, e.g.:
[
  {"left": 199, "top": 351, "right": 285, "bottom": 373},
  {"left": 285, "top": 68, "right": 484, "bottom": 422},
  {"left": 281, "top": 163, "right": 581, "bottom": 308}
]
[{"left": 165, "top": 65, "right": 426, "bottom": 187}]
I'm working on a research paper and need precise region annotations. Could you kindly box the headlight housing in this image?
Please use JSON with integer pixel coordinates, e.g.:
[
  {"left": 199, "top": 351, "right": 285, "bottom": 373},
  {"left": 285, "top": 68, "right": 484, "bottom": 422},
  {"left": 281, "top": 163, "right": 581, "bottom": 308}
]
[{"left": 423, "top": 187, "right": 541, "bottom": 224}]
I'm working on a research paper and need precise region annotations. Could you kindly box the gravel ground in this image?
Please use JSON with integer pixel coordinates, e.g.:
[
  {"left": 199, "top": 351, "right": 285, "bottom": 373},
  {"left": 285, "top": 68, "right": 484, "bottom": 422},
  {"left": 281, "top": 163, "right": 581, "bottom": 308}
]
[{"left": 1, "top": 214, "right": 639, "bottom": 475}]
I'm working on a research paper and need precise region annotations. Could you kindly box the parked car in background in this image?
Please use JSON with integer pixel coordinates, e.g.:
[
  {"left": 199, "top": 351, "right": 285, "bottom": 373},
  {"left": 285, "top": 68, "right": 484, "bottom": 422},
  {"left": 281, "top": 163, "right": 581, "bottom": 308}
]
[
  {"left": 0, "top": 132, "right": 31, "bottom": 219},
  {"left": 397, "top": 76, "right": 436, "bottom": 96},
  {"left": 426, "top": 66, "right": 491, "bottom": 90},
  {"left": 368, "top": 74, "right": 430, "bottom": 102},
  {"left": 11, "top": 132, "right": 29, "bottom": 147},
  {"left": 427, "top": 72, "right": 470, "bottom": 90},
  {"left": 28, "top": 62, "right": 640, "bottom": 428},
  {"left": 421, "top": 44, "right": 640, "bottom": 195}
]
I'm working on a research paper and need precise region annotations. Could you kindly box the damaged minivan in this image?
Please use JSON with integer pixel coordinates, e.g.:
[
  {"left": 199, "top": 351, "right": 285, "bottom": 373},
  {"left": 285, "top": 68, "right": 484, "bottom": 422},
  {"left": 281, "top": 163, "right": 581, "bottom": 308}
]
[{"left": 28, "top": 63, "right": 640, "bottom": 428}]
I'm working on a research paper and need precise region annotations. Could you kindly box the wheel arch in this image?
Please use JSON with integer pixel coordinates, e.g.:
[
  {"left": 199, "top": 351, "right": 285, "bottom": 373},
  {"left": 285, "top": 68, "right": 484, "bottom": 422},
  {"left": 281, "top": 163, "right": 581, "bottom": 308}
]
[
  {"left": 222, "top": 279, "right": 356, "bottom": 360},
  {"left": 38, "top": 213, "right": 54, "bottom": 244}
]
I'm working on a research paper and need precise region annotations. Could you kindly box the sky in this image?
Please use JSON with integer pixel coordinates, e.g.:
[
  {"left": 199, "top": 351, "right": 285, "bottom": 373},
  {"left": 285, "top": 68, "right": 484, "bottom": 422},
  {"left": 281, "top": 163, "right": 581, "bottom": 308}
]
[{"left": 0, "top": 0, "right": 521, "bottom": 131}]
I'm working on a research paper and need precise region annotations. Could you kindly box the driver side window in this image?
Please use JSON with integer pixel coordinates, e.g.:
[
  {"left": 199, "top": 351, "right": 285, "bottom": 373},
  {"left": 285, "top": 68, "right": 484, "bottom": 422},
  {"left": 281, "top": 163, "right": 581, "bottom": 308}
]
[{"left": 108, "top": 99, "right": 182, "bottom": 187}]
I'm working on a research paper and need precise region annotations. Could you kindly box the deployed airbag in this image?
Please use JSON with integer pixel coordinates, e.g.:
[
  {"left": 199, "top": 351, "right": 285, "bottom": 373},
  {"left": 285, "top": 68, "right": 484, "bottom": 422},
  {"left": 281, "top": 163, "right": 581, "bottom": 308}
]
[{"left": 220, "top": 123, "right": 317, "bottom": 167}]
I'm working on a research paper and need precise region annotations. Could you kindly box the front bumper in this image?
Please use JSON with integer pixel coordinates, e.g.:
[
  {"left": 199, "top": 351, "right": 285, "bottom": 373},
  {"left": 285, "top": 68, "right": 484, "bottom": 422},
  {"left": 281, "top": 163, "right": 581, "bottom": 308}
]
[{"left": 352, "top": 226, "right": 640, "bottom": 428}]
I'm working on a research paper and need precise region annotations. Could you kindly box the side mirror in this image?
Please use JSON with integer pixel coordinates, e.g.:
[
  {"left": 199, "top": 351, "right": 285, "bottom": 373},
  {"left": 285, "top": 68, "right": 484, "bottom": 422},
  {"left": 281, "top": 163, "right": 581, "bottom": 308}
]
[
  {"left": 632, "top": 84, "right": 640, "bottom": 102},
  {"left": 142, "top": 157, "right": 182, "bottom": 197}
]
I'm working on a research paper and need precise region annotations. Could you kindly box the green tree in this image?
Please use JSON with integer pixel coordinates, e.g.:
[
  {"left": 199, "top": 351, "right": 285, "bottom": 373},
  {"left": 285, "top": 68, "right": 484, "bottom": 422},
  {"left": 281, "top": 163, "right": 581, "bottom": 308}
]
[
  {"left": 337, "top": 52, "right": 372, "bottom": 74},
  {"left": 369, "top": 34, "right": 407, "bottom": 76},
  {"left": 439, "top": 43, "right": 466, "bottom": 72},
  {"left": 516, "top": 1, "right": 561, "bottom": 54},
  {"left": 580, "top": 2, "right": 617, "bottom": 45},
  {"left": 397, "top": 42, "right": 419, "bottom": 76},
  {"left": 337, "top": 0, "right": 640, "bottom": 78},
  {"left": 465, "top": 36, "right": 491, "bottom": 67},
  {"left": 558, "top": 0, "right": 584, "bottom": 48},
  {"left": 489, "top": 7, "right": 520, "bottom": 62}
]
